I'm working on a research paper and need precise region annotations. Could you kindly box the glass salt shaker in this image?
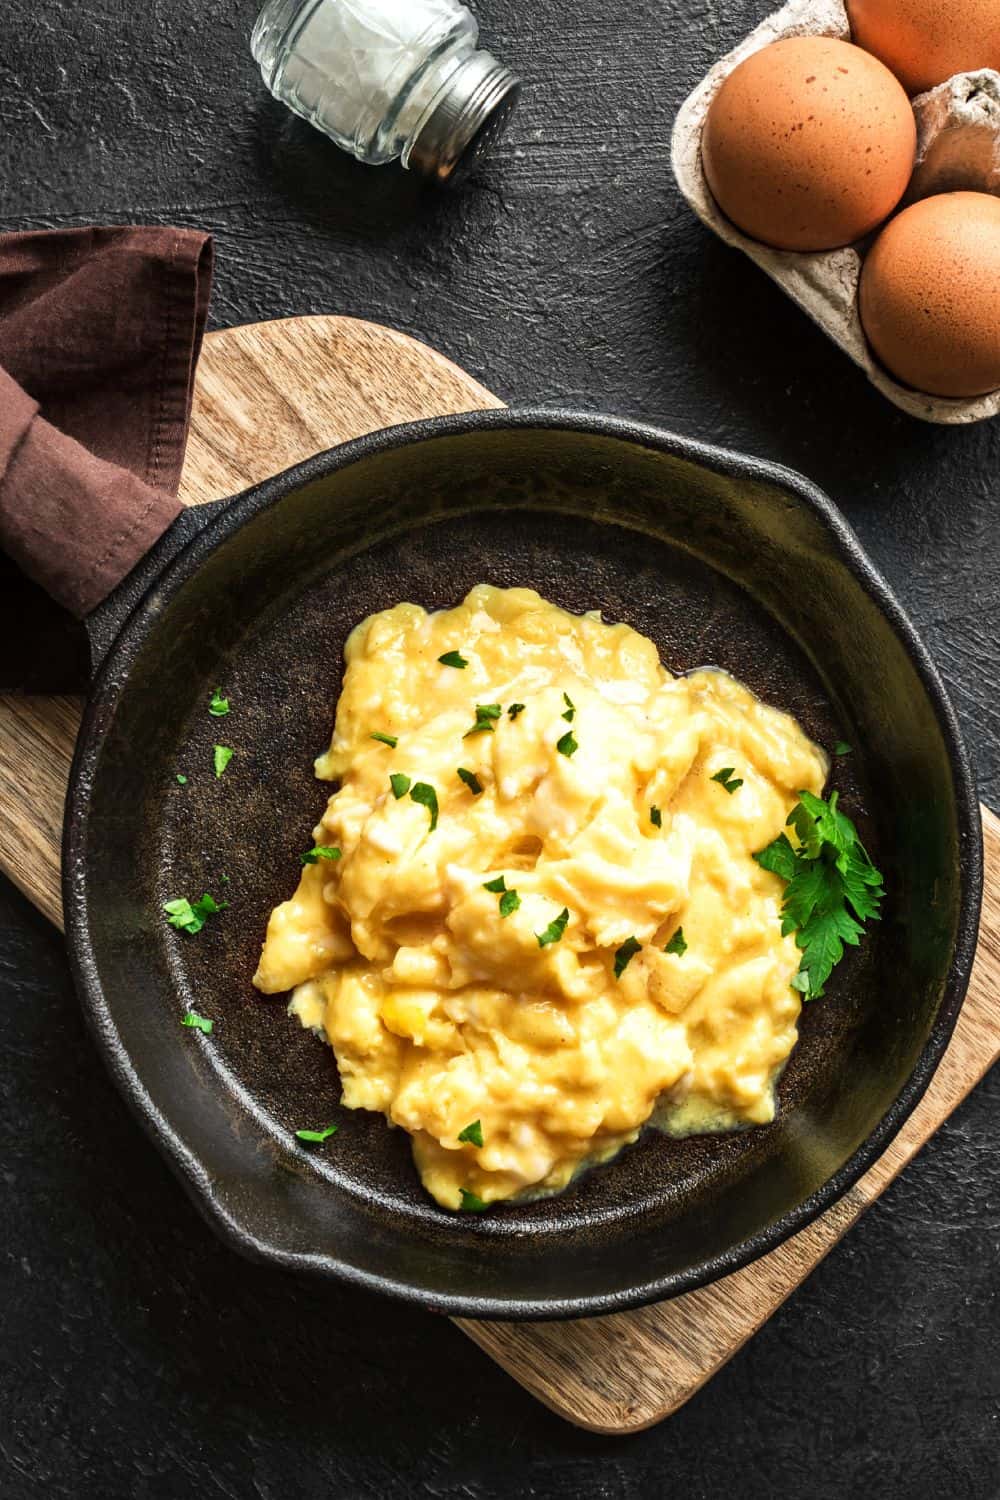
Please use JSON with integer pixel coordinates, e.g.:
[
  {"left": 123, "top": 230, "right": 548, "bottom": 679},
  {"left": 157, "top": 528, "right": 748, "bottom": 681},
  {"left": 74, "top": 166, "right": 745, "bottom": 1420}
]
[{"left": 251, "top": 0, "right": 522, "bottom": 183}]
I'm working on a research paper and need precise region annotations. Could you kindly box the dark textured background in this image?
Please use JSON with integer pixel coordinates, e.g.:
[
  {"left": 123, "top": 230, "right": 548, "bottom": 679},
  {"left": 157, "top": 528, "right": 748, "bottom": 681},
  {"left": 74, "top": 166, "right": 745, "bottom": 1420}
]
[{"left": 1, "top": 1, "right": 998, "bottom": 1495}]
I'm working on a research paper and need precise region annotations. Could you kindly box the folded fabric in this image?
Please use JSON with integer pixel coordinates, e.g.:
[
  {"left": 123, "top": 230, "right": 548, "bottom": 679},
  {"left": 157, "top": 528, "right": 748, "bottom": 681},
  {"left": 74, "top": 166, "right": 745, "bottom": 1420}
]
[{"left": 0, "top": 225, "right": 213, "bottom": 620}]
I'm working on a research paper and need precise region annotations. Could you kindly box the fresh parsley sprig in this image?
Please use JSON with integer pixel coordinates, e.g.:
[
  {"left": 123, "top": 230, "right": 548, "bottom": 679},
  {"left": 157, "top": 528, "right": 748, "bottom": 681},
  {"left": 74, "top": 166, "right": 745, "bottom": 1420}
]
[
  {"left": 483, "top": 875, "right": 520, "bottom": 917},
  {"left": 164, "top": 893, "right": 227, "bottom": 935},
  {"left": 711, "top": 766, "right": 743, "bottom": 794},
  {"left": 458, "top": 1120, "right": 484, "bottom": 1147},
  {"left": 410, "top": 781, "right": 439, "bottom": 831},
  {"left": 613, "top": 936, "right": 641, "bottom": 978},
  {"left": 300, "top": 845, "right": 341, "bottom": 865},
  {"left": 464, "top": 704, "right": 503, "bottom": 737},
  {"left": 753, "top": 790, "right": 884, "bottom": 1000},
  {"left": 536, "top": 908, "right": 570, "bottom": 948},
  {"left": 296, "top": 1124, "right": 338, "bottom": 1144}
]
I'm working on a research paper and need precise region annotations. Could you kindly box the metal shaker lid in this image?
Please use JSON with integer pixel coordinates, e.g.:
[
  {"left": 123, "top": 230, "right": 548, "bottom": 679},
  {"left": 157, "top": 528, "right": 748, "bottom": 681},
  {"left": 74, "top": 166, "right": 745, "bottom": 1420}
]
[{"left": 406, "top": 50, "right": 521, "bottom": 184}]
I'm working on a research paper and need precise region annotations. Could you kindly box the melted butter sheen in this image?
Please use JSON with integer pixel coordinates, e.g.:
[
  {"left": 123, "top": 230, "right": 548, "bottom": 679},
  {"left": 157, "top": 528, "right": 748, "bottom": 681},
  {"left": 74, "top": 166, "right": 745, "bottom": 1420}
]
[{"left": 253, "top": 586, "right": 827, "bottom": 1210}]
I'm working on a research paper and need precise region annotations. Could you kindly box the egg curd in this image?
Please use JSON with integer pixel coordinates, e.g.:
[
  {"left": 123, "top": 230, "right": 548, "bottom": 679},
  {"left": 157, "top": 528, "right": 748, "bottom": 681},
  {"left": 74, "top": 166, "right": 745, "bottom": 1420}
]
[{"left": 253, "top": 585, "right": 827, "bottom": 1210}]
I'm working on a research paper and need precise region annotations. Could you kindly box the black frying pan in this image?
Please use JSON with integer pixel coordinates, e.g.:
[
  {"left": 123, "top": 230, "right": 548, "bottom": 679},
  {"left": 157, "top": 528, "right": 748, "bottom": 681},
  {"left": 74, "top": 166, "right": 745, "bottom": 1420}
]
[{"left": 60, "top": 410, "right": 982, "bottom": 1320}]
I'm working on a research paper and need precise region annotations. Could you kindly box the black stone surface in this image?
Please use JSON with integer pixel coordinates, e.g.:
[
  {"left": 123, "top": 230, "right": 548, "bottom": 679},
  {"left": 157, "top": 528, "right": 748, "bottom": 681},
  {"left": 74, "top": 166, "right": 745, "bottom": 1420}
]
[{"left": 1, "top": 0, "right": 998, "bottom": 1493}]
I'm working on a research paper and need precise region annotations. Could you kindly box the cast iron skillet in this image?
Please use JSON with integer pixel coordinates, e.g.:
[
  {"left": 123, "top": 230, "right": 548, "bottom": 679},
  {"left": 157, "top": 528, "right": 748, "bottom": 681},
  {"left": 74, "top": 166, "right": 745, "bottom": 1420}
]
[{"left": 62, "top": 409, "right": 982, "bottom": 1320}]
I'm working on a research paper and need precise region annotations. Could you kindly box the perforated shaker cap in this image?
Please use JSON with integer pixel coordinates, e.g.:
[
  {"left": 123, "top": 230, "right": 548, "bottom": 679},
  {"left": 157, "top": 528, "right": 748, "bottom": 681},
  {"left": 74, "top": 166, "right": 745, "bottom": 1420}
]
[{"left": 406, "top": 50, "right": 521, "bottom": 185}]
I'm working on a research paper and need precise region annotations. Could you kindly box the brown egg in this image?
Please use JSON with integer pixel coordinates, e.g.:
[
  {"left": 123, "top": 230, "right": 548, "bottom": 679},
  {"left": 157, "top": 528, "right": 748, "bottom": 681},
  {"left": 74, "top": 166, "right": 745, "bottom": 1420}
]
[
  {"left": 847, "top": 0, "right": 1000, "bottom": 96},
  {"left": 859, "top": 192, "right": 1000, "bottom": 397},
  {"left": 702, "top": 36, "right": 916, "bottom": 252}
]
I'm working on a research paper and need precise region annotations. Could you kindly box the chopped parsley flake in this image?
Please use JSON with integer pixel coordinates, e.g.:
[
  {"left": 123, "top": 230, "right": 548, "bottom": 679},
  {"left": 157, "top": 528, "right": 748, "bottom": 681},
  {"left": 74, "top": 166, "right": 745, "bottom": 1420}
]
[
  {"left": 438, "top": 650, "right": 468, "bottom": 669},
  {"left": 464, "top": 704, "right": 503, "bottom": 737},
  {"left": 613, "top": 936, "right": 641, "bottom": 978},
  {"left": 410, "top": 781, "right": 439, "bottom": 831},
  {"left": 208, "top": 687, "right": 230, "bottom": 717},
  {"left": 556, "top": 730, "right": 578, "bottom": 758},
  {"left": 295, "top": 1124, "right": 338, "bottom": 1143},
  {"left": 182, "top": 1010, "right": 213, "bottom": 1033},
  {"left": 664, "top": 928, "right": 687, "bottom": 957},
  {"left": 457, "top": 767, "right": 483, "bottom": 795},
  {"left": 499, "top": 888, "right": 521, "bottom": 918},
  {"left": 370, "top": 732, "right": 398, "bottom": 748},
  {"left": 507, "top": 703, "right": 526, "bottom": 720},
  {"left": 176, "top": 774, "right": 188, "bottom": 785},
  {"left": 458, "top": 1120, "right": 484, "bottom": 1147},
  {"left": 834, "top": 741, "right": 853, "bottom": 757},
  {"left": 711, "top": 766, "right": 743, "bottom": 794},
  {"left": 213, "top": 744, "right": 233, "bottom": 778},
  {"left": 483, "top": 874, "right": 520, "bottom": 917},
  {"left": 536, "top": 907, "right": 570, "bottom": 948},
  {"left": 459, "top": 1188, "right": 488, "bottom": 1212},
  {"left": 390, "top": 772, "right": 411, "bottom": 799},
  {"left": 163, "top": 892, "right": 228, "bottom": 935},
  {"left": 562, "top": 693, "right": 576, "bottom": 723},
  {"left": 650, "top": 805, "right": 662, "bottom": 828},
  {"left": 753, "top": 789, "right": 884, "bottom": 1000},
  {"left": 300, "top": 845, "right": 342, "bottom": 865}
]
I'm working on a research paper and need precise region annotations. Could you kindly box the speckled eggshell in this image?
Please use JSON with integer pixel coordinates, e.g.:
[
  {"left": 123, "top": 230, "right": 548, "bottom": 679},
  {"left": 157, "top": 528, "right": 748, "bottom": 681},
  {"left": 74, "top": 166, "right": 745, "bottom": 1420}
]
[
  {"left": 847, "top": 0, "right": 1000, "bottom": 96},
  {"left": 859, "top": 191, "right": 1000, "bottom": 397},
  {"left": 702, "top": 35, "right": 916, "bottom": 252}
]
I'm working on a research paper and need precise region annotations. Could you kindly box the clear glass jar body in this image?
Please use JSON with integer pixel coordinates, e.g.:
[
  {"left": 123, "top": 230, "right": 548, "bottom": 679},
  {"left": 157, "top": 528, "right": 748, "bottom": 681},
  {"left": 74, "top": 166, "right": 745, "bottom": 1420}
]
[{"left": 252, "top": 0, "right": 488, "bottom": 168}]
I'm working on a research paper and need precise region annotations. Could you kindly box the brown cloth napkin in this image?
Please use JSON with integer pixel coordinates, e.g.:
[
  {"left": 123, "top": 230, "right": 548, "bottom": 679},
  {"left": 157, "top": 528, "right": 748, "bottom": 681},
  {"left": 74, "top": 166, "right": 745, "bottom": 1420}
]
[{"left": 0, "top": 226, "right": 213, "bottom": 623}]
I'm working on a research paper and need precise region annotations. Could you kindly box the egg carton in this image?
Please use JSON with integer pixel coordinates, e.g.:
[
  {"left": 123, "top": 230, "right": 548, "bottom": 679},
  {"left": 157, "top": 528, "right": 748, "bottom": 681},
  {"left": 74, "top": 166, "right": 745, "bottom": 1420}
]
[{"left": 671, "top": 0, "right": 1000, "bottom": 424}]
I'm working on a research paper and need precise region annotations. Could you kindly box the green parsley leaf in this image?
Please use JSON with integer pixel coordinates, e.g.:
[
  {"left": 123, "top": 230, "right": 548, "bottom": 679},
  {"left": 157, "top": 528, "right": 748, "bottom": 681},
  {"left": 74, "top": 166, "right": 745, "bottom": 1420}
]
[
  {"left": 499, "top": 888, "right": 521, "bottom": 918},
  {"left": 208, "top": 687, "right": 230, "bottom": 717},
  {"left": 536, "top": 907, "right": 570, "bottom": 948},
  {"left": 664, "top": 928, "right": 687, "bottom": 957},
  {"left": 613, "top": 936, "right": 641, "bottom": 978},
  {"left": 410, "top": 781, "right": 439, "bottom": 831},
  {"left": 483, "top": 873, "right": 519, "bottom": 916},
  {"left": 834, "top": 741, "right": 853, "bottom": 757},
  {"left": 458, "top": 1120, "right": 484, "bottom": 1147},
  {"left": 370, "top": 732, "right": 398, "bottom": 748},
  {"left": 753, "top": 832, "right": 800, "bottom": 883},
  {"left": 753, "top": 790, "right": 883, "bottom": 1000},
  {"left": 556, "top": 730, "right": 578, "bottom": 758},
  {"left": 459, "top": 1187, "right": 488, "bottom": 1212},
  {"left": 176, "top": 774, "right": 188, "bottom": 785},
  {"left": 711, "top": 766, "right": 743, "bottom": 794},
  {"left": 562, "top": 692, "right": 576, "bottom": 723},
  {"left": 295, "top": 1124, "right": 338, "bottom": 1143},
  {"left": 507, "top": 703, "right": 526, "bottom": 720},
  {"left": 390, "top": 772, "right": 411, "bottom": 799},
  {"left": 182, "top": 1010, "right": 213, "bottom": 1033},
  {"left": 300, "top": 845, "right": 342, "bottom": 865},
  {"left": 457, "top": 767, "right": 483, "bottom": 795},
  {"left": 464, "top": 704, "right": 503, "bottom": 738},
  {"left": 213, "top": 745, "right": 233, "bottom": 778},
  {"left": 438, "top": 650, "right": 468, "bottom": 669},
  {"left": 163, "top": 892, "right": 228, "bottom": 935},
  {"left": 650, "top": 805, "right": 662, "bottom": 828}
]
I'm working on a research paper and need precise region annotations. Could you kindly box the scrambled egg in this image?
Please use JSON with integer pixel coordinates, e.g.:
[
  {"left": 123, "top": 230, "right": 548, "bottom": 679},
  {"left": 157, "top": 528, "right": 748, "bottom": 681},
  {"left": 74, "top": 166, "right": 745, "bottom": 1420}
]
[{"left": 253, "top": 585, "right": 827, "bottom": 1210}]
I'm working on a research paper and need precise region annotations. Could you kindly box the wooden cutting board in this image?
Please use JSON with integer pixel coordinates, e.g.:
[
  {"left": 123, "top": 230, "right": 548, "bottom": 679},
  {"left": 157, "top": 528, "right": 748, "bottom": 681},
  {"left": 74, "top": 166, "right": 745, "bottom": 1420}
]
[{"left": 2, "top": 315, "right": 997, "bottom": 1434}]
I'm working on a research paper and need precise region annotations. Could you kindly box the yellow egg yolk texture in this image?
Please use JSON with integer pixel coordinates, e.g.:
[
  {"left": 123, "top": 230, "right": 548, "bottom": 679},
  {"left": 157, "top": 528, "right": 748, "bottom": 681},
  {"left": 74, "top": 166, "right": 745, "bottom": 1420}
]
[{"left": 253, "top": 586, "right": 828, "bottom": 1210}]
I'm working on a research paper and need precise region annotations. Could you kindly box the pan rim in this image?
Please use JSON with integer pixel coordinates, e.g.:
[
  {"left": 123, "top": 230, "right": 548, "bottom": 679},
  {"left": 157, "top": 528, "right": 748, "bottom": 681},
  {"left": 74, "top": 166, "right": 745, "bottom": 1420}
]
[{"left": 63, "top": 407, "right": 984, "bottom": 1320}]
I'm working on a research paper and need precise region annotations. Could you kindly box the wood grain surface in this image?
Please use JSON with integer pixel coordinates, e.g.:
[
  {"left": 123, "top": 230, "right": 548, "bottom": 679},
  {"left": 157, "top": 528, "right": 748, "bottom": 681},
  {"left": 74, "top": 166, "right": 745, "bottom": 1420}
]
[{"left": 0, "top": 314, "right": 995, "bottom": 1436}]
